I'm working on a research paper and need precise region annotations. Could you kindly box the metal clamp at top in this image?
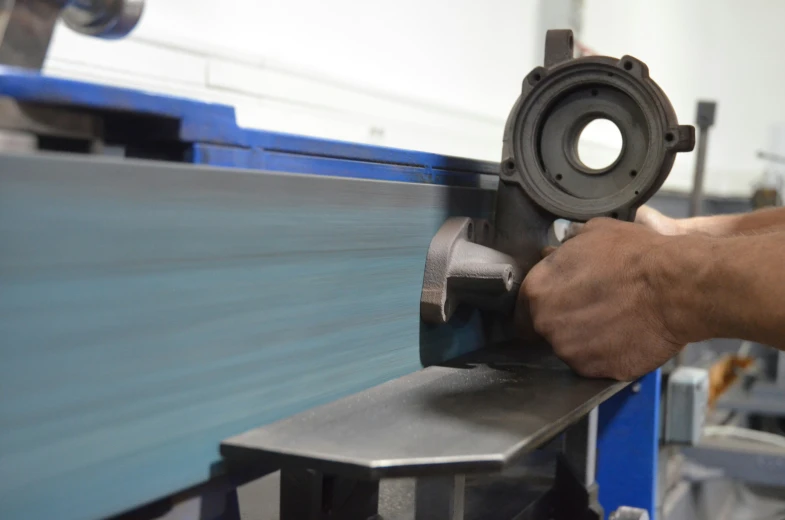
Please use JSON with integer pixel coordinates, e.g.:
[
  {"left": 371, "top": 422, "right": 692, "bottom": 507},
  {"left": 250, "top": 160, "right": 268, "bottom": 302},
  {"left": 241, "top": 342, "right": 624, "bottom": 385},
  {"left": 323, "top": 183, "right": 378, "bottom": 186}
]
[{"left": 0, "top": 0, "right": 145, "bottom": 70}]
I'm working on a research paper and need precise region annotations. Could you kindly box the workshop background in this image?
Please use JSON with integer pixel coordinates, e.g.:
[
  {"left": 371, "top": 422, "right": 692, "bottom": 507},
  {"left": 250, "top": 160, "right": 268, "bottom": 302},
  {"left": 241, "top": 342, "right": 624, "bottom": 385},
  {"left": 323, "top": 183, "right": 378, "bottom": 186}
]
[
  {"left": 42, "top": 0, "right": 785, "bottom": 198},
  {"left": 9, "top": 0, "right": 785, "bottom": 519}
]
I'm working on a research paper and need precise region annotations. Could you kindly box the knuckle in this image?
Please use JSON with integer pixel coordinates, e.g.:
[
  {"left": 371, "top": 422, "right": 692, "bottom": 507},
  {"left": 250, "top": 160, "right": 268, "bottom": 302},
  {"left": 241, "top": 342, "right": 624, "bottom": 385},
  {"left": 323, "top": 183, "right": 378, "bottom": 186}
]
[
  {"left": 531, "top": 314, "right": 550, "bottom": 336},
  {"left": 522, "top": 269, "right": 544, "bottom": 299},
  {"left": 612, "top": 368, "right": 636, "bottom": 382},
  {"left": 584, "top": 217, "right": 615, "bottom": 231},
  {"left": 550, "top": 337, "right": 574, "bottom": 359},
  {"left": 574, "top": 364, "right": 601, "bottom": 378}
]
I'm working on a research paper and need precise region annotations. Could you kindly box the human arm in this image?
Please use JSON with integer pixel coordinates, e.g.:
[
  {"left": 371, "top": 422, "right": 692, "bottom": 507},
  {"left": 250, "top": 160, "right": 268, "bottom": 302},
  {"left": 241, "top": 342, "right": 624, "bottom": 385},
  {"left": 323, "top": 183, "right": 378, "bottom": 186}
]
[
  {"left": 635, "top": 204, "right": 785, "bottom": 236},
  {"left": 520, "top": 218, "right": 785, "bottom": 380}
]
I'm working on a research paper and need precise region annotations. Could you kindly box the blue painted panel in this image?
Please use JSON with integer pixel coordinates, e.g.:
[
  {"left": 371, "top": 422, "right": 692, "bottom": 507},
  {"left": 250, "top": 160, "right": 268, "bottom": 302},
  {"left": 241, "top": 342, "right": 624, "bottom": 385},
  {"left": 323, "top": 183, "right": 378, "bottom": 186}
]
[
  {"left": 596, "top": 370, "right": 661, "bottom": 518},
  {"left": 189, "top": 144, "right": 487, "bottom": 187},
  {"left": 0, "top": 67, "right": 241, "bottom": 145},
  {"left": 189, "top": 143, "right": 266, "bottom": 170},
  {"left": 0, "top": 68, "right": 499, "bottom": 178},
  {"left": 0, "top": 153, "right": 495, "bottom": 520}
]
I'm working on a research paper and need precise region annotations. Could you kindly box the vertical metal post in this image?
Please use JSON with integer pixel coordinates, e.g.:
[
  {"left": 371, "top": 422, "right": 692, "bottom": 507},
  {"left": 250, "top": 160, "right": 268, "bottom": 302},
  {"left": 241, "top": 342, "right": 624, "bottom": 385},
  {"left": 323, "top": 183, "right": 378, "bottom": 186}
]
[
  {"left": 688, "top": 101, "right": 718, "bottom": 218},
  {"left": 0, "top": 0, "right": 63, "bottom": 69},
  {"left": 280, "top": 468, "right": 323, "bottom": 520},
  {"left": 415, "top": 475, "right": 466, "bottom": 520},
  {"left": 680, "top": 101, "right": 716, "bottom": 367},
  {"left": 776, "top": 351, "right": 785, "bottom": 390},
  {"left": 280, "top": 468, "right": 379, "bottom": 520},
  {"left": 563, "top": 407, "right": 598, "bottom": 487},
  {"left": 597, "top": 370, "right": 662, "bottom": 519}
]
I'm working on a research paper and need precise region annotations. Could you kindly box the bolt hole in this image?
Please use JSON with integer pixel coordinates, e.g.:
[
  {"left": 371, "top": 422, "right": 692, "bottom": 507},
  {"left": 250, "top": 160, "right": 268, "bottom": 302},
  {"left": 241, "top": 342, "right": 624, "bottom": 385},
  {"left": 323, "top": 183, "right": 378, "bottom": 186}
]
[
  {"left": 467, "top": 222, "right": 474, "bottom": 240},
  {"left": 532, "top": 73, "right": 541, "bottom": 82},
  {"left": 555, "top": 174, "right": 563, "bottom": 181},
  {"left": 630, "top": 169, "right": 638, "bottom": 177},
  {"left": 665, "top": 132, "right": 675, "bottom": 142},
  {"left": 507, "top": 271, "right": 513, "bottom": 283},
  {"left": 505, "top": 160, "right": 515, "bottom": 172},
  {"left": 611, "top": 212, "right": 619, "bottom": 219},
  {"left": 634, "top": 190, "right": 640, "bottom": 195},
  {"left": 623, "top": 61, "right": 633, "bottom": 71},
  {"left": 568, "top": 34, "right": 573, "bottom": 48},
  {"left": 607, "top": 72, "right": 614, "bottom": 77},
  {"left": 591, "top": 88, "right": 598, "bottom": 97}
]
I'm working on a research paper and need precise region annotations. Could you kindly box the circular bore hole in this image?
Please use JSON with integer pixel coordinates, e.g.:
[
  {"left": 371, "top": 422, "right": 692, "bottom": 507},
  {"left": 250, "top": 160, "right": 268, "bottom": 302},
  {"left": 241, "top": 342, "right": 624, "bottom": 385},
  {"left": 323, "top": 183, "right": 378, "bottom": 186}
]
[
  {"left": 467, "top": 222, "right": 474, "bottom": 240},
  {"left": 568, "top": 34, "right": 574, "bottom": 48},
  {"left": 505, "top": 159, "right": 515, "bottom": 172},
  {"left": 555, "top": 173, "right": 563, "bottom": 181},
  {"left": 483, "top": 221, "right": 490, "bottom": 234},
  {"left": 611, "top": 212, "right": 619, "bottom": 219},
  {"left": 634, "top": 190, "right": 640, "bottom": 195},
  {"left": 591, "top": 88, "right": 598, "bottom": 97},
  {"left": 507, "top": 271, "right": 513, "bottom": 283},
  {"left": 630, "top": 169, "right": 638, "bottom": 177},
  {"left": 532, "top": 73, "right": 541, "bottom": 82},
  {"left": 665, "top": 132, "right": 675, "bottom": 142},
  {"left": 623, "top": 61, "right": 633, "bottom": 71},
  {"left": 577, "top": 118, "right": 623, "bottom": 171}
]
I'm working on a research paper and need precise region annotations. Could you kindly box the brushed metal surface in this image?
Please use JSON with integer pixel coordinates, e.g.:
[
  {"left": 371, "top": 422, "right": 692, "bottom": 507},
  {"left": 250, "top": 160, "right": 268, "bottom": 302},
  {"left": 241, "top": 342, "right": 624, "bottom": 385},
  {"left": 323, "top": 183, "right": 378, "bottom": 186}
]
[
  {"left": 0, "top": 152, "right": 494, "bottom": 520},
  {"left": 222, "top": 346, "right": 625, "bottom": 479}
]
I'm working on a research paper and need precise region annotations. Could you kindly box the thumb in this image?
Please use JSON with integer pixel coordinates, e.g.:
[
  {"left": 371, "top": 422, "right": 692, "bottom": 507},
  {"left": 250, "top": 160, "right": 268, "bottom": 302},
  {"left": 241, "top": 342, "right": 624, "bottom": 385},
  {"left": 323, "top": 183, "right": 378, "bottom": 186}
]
[{"left": 563, "top": 222, "right": 584, "bottom": 241}]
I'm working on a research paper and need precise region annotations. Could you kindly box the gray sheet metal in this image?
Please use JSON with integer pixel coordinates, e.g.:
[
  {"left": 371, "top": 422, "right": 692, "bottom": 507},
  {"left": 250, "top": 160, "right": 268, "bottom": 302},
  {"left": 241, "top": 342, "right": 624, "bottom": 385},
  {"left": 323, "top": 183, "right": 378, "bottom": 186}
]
[
  {"left": 222, "top": 346, "right": 625, "bottom": 479},
  {"left": 0, "top": 152, "right": 494, "bottom": 520}
]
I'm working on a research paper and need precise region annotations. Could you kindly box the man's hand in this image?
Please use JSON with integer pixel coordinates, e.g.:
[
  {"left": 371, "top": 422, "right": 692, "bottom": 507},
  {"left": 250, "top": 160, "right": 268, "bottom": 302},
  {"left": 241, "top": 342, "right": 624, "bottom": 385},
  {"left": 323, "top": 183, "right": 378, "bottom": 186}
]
[
  {"left": 520, "top": 218, "right": 686, "bottom": 381},
  {"left": 564, "top": 205, "right": 682, "bottom": 241}
]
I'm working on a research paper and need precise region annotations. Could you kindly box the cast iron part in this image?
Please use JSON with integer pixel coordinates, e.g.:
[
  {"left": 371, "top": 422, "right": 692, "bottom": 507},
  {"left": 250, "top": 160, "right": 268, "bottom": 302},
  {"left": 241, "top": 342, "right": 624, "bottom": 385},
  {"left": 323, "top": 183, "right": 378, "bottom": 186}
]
[
  {"left": 420, "top": 217, "right": 521, "bottom": 324},
  {"left": 421, "top": 29, "right": 694, "bottom": 325},
  {"left": 502, "top": 29, "right": 694, "bottom": 222}
]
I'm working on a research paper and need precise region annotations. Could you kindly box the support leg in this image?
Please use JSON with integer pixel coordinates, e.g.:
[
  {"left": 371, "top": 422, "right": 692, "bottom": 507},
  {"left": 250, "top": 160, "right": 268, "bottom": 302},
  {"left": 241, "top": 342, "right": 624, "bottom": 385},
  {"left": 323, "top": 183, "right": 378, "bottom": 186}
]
[
  {"left": 597, "top": 370, "right": 661, "bottom": 518},
  {"left": 280, "top": 468, "right": 379, "bottom": 520},
  {"left": 415, "top": 475, "right": 465, "bottom": 520}
]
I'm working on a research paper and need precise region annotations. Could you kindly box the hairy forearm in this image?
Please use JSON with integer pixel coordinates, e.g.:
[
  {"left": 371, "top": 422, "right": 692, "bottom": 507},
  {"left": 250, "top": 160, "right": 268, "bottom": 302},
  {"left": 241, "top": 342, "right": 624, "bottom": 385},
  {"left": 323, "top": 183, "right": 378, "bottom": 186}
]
[
  {"left": 680, "top": 206, "right": 785, "bottom": 236},
  {"left": 656, "top": 230, "right": 785, "bottom": 349}
]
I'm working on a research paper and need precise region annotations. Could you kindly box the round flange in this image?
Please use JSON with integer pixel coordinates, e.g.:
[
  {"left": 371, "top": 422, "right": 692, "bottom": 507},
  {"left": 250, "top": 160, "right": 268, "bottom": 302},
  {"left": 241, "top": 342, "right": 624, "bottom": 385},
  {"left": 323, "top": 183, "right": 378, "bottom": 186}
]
[
  {"left": 62, "top": 0, "right": 145, "bottom": 39},
  {"left": 501, "top": 50, "right": 694, "bottom": 222}
]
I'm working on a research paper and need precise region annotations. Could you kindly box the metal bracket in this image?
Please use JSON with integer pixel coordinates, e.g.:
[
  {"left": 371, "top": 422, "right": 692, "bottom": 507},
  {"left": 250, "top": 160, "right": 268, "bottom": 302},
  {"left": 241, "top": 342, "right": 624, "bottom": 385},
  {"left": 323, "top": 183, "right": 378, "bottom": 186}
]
[{"left": 420, "top": 217, "right": 522, "bottom": 325}]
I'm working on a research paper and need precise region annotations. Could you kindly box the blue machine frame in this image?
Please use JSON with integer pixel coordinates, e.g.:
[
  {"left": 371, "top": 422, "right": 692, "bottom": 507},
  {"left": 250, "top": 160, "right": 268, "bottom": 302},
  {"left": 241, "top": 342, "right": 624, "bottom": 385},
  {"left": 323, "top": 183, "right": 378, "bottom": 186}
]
[{"left": 0, "top": 67, "right": 659, "bottom": 520}]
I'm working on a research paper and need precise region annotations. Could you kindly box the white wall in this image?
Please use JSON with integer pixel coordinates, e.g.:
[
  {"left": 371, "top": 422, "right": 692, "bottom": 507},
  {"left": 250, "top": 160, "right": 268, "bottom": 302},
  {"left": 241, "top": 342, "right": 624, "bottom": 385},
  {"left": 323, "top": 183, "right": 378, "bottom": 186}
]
[
  {"left": 44, "top": 0, "right": 785, "bottom": 196},
  {"left": 45, "top": 0, "right": 540, "bottom": 163},
  {"left": 582, "top": 0, "right": 785, "bottom": 196}
]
